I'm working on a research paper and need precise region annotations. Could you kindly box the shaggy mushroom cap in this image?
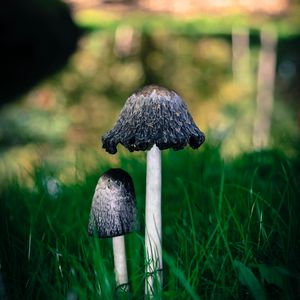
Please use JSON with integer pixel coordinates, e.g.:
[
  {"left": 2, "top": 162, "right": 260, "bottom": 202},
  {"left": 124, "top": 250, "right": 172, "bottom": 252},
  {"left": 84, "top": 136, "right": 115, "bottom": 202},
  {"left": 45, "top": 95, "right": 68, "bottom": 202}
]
[
  {"left": 88, "top": 168, "right": 138, "bottom": 238},
  {"left": 102, "top": 85, "right": 205, "bottom": 154}
]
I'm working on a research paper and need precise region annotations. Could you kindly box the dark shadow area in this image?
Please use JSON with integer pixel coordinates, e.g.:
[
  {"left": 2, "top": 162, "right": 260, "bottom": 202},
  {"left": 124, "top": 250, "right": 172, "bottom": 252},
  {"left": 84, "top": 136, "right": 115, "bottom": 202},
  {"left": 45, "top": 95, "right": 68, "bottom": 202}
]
[{"left": 0, "top": 0, "right": 81, "bottom": 106}]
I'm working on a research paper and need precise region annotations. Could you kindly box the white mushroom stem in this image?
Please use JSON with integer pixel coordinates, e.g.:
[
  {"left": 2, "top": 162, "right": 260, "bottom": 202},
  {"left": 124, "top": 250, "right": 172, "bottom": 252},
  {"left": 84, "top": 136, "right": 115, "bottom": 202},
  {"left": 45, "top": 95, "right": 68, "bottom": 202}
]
[
  {"left": 145, "top": 144, "right": 162, "bottom": 297},
  {"left": 112, "top": 235, "right": 129, "bottom": 291}
]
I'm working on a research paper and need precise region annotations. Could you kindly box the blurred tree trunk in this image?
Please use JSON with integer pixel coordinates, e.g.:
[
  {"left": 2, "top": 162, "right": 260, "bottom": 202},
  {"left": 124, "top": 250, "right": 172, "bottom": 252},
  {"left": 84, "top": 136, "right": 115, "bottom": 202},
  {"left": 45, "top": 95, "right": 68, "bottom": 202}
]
[
  {"left": 253, "top": 28, "right": 277, "bottom": 149},
  {"left": 114, "top": 24, "right": 135, "bottom": 58},
  {"left": 140, "top": 32, "right": 161, "bottom": 85},
  {"left": 232, "top": 27, "right": 251, "bottom": 86}
]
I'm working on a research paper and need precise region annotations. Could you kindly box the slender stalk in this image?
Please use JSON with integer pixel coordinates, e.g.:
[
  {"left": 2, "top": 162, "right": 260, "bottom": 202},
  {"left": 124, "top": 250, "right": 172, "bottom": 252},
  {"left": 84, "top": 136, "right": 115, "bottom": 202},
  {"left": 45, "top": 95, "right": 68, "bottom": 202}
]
[
  {"left": 145, "top": 145, "right": 162, "bottom": 298},
  {"left": 112, "top": 235, "right": 129, "bottom": 292}
]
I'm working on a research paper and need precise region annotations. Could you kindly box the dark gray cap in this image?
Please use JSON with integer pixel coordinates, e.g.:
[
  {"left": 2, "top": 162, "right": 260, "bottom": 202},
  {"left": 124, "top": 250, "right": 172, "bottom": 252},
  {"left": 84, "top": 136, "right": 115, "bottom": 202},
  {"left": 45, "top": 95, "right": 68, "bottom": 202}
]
[
  {"left": 88, "top": 168, "right": 138, "bottom": 238},
  {"left": 102, "top": 85, "right": 205, "bottom": 154}
]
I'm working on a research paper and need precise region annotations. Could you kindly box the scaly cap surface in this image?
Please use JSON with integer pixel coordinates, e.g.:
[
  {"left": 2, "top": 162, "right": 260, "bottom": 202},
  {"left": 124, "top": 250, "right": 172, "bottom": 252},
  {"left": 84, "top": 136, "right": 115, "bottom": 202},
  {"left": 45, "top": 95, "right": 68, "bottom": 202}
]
[{"left": 102, "top": 85, "right": 205, "bottom": 154}]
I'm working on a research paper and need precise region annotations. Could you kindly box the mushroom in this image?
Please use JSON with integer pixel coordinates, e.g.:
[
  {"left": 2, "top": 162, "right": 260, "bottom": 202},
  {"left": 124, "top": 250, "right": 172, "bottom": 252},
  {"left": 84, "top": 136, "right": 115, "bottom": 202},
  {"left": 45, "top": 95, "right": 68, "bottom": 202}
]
[
  {"left": 102, "top": 85, "right": 205, "bottom": 297},
  {"left": 88, "top": 168, "right": 138, "bottom": 292}
]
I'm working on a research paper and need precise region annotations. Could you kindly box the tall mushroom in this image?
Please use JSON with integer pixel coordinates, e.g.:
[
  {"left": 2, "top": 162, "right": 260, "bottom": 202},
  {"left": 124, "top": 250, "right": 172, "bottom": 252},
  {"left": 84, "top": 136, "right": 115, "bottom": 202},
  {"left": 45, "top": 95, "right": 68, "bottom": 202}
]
[
  {"left": 102, "top": 85, "right": 205, "bottom": 297},
  {"left": 88, "top": 168, "right": 138, "bottom": 292}
]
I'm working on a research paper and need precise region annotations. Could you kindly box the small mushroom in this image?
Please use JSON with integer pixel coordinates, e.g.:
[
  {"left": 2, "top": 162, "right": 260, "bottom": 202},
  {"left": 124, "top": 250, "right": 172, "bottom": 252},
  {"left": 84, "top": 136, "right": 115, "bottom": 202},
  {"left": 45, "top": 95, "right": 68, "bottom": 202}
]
[
  {"left": 88, "top": 168, "right": 138, "bottom": 292},
  {"left": 102, "top": 85, "right": 205, "bottom": 297}
]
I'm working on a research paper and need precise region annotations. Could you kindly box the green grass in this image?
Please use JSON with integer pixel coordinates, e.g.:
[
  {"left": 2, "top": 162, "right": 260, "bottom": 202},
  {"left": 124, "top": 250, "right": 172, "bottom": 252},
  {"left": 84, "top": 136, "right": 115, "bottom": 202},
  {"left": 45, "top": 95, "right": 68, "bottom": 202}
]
[{"left": 1, "top": 145, "right": 300, "bottom": 299}]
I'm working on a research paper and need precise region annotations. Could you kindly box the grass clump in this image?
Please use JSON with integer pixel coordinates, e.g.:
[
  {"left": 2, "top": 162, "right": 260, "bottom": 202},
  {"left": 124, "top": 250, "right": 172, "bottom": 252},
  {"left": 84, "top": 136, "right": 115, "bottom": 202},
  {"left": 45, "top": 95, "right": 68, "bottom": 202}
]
[{"left": 0, "top": 146, "right": 299, "bottom": 299}]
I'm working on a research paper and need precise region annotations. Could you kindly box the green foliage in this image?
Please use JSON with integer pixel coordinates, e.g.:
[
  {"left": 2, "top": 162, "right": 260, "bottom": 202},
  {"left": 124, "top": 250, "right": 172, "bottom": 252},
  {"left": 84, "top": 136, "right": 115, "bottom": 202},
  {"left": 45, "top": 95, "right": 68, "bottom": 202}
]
[{"left": 0, "top": 147, "right": 299, "bottom": 299}]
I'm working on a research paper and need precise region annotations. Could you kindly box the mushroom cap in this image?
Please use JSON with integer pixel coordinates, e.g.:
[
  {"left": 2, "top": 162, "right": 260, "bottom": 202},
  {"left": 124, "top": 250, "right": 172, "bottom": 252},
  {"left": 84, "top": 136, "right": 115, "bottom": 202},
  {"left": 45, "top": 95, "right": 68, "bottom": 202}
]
[
  {"left": 88, "top": 168, "right": 138, "bottom": 238},
  {"left": 102, "top": 85, "right": 205, "bottom": 154}
]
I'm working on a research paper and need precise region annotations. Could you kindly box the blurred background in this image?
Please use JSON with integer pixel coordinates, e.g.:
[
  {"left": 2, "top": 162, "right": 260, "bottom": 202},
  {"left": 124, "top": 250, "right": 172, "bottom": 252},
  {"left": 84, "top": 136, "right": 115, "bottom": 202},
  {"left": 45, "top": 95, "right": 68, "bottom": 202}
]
[
  {"left": 1, "top": 1, "right": 300, "bottom": 299},
  {"left": 0, "top": 0, "right": 299, "bottom": 184}
]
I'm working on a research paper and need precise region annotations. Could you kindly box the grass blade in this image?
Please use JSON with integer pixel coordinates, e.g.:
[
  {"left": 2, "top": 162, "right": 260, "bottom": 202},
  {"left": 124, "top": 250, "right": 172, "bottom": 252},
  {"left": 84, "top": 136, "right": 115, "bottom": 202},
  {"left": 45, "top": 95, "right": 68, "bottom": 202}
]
[{"left": 234, "top": 260, "right": 266, "bottom": 300}]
